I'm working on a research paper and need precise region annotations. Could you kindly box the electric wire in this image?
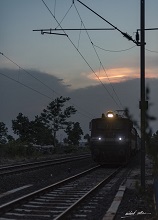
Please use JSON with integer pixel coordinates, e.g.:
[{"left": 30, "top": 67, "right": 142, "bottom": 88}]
[
  {"left": 76, "top": 0, "right": 138, "bottom": 45},
  {"left": 0, "top": 52, "right": 94, "bottom": 119},
  {"left": 146, "top": 48, "right": 158, "bottom": 53},
  {"left": 1, "top": 53, "right": 59, "bottom": 96},
  {"left": 41, "top": 0, "right": 122, "bottom": 109},
  {"left": 73, "top": 2, "right": 123, "bottom": 109},
  {"left": 0, "top": 71, "right": 54, "bottom": 100},
  {"left": 40, "top": 0, "right": 157, "bottom": 109},
  {"left": 93, "top": 44, "right": 137, "bottom": 53},
  {"left": 54, "top": 0, "right": 56, "bottom": 17},
  {"left": 55, "top": 2, "right": 74, "bottom": 30},
  {"left": 77, "top": 21, "right": 83, "bottom": 49},
  {"left": 0, "top": 71, "right": 93, "bottom": 120}
]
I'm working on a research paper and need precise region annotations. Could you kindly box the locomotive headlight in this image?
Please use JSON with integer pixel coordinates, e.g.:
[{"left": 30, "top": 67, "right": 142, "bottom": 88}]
[
  {"left": 98, "top": 137, "right": 102, "bottom": 141},
  {"left": 106, "top": 111, "right": 114, "bottom": 118},
  {"left": 118, "top": 136, "right": 123, "bottom": 141},
  {"left": 91, "top": 136, "right": 103, "bottom": 142}
]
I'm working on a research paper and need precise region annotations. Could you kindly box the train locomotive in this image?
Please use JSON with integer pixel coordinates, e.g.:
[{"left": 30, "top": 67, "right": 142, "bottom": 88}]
[{"left": 89, "top": 111, "right": 140, "bottom": 164}]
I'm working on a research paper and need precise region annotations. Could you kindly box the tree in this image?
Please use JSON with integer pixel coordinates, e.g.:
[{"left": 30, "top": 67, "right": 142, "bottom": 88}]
[
  {"left": 12, "top": 113, "right": 54, "bottom": 145},
  {"left": 145, "top": 87, "right": 156, "bottom": 145},
  {"left": 124, "top": 107, "right": 139, "bottom": 130},
  {"left": 64, "top": 122, "right": 83, "bottom": 145},
  {"left": 148, "top": 131, "right": 158, "bottom": 174},
  {"left": 12, "top": 113, "right": 31, "bottom": 143},
  {"left": 40, "top": 96, "right": 77, "bottom": 147},
  {"left": 152, "top": 131, "right": 158, "bottom": 142},
  {"left": 0, "top": 122, "right": 8, "bottom": 144},
  {"left": 84, "top": 133, "right": 90, "bottom": 145},
  {"left": 30, "top": 116, "right": 54, "bottom": 145}
]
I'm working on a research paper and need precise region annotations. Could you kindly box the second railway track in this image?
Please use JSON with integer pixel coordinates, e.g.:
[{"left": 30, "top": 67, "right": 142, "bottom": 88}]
[
  {"left": 0, "top": 165, "right": 128, "bottom": 220},
  {"left": 0, "top": 154, "right": 91, "bottom": 176}
]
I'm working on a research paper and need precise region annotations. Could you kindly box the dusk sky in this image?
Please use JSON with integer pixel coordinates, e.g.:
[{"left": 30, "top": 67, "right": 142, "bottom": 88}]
[{"left": 1, "top": 0, "right": 158, "bottom": 138}]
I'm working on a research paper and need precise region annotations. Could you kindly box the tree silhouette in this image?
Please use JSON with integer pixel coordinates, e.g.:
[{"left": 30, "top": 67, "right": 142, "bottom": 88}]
[
  {"left": 12, "top": 113, "right": 30, "bottom": 142},
  {"left": 40, "top": 96, "right": 77, "bottom": 147},
  {"left": 64, "top": 122, "right": 83, "bottom": 145},
  {"left": 0, "top": 122, "right": 8, "bottom": 144}
]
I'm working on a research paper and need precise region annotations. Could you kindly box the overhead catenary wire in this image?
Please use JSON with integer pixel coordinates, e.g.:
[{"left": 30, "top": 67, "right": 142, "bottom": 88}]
[
  {"left": 93, "top": 44, "right": 137, "bottom": 53},
  {"left": 39, "top": 0, "right": 158, "bottom": 111},
  {"left": 146, "top": 48, "right": 158, "bottom": 53},
  {"left": 54, "top": 2, "right": 74, "bottom": 30},
  {"left": 73, "top": 2, "right": 124, "bottom": 109},
  {"left": 40, "top": 0, "right": 122, "bottom": 109},
  {"left": 76, "top": 0, "right": 138, "bottom": 45},
  {"left": 77, "top": 21, "right": 83, "bottom": 49},
  {"left": 38, "top": 1, "right": 138, "bottom": 109},
  {"left": 54, "top": 0, "right": 56, "bottom": 18}
]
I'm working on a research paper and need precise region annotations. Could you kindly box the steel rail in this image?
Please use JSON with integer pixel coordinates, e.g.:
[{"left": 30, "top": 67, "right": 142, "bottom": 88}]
[
  {"left": 0, "top": 165, "right": 100, "bottom": 216},
  {"left": 0, "top": 154, "right": 91, "bottom": 176},
  {"left": 54, "top": 166, "right": 122, "bottom": 220}
]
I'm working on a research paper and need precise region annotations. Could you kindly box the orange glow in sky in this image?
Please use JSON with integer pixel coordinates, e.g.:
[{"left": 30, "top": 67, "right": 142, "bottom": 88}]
[{"left": 87, "top": 67, "right": 158, "bottom": 83}]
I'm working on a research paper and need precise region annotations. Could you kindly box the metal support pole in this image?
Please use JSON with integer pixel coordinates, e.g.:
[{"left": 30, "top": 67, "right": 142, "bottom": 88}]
[{"left": 140, "top": 0, "right": 146, "bottom": 189}]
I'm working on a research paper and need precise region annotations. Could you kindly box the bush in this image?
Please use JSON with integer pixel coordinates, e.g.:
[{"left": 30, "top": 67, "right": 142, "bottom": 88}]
[
  {"left": 0, "top": 141, "right": 41, "bottom": 159},
  {"left": 64, "top": 145, "right": 78, "bottom": 154},
  {"left": 147, "top": 140, "right": 158, "bottom": 175}
]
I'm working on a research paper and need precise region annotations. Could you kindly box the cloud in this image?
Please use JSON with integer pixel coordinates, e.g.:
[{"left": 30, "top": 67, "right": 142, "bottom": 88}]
[
  {"left": 86, "top": 66, "right": 158, "bottom": 84},
  {"left": 68, "top": 78, "right": 158, "bottom": 134},
  {"left": 53, "top": 58, "right": 158, "bottom": 90},
  {"left": 88, "top": 67, "right": 137, "bottom": 83},
  {"left": 0, "top": 68, "right": 69, "bottom": 130},
  {"left": 0, "top": 68, "right": 158, "bottom": 137},
  {"left": 59, "top": 67, "right": 140, "bottom": 89}
]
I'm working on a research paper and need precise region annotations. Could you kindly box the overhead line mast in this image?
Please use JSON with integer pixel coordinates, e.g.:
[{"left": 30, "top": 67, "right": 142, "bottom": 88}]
[{"left": 140, "top": 0, "right": 146, "bottom": 190}]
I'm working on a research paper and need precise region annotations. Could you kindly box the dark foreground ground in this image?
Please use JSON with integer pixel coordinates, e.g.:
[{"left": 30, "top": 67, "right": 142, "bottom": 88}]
[
  {"left": 0, "top": 151, "right": 157, "bottom": 219},
  {"left": 114, "top": 154, "right": 157, "bottom": 220}
]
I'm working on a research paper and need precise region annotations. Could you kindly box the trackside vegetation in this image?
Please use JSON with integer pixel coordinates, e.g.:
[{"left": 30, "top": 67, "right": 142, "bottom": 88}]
[{"left": 0, "top": 96, "right": 90, "bottom": 161}]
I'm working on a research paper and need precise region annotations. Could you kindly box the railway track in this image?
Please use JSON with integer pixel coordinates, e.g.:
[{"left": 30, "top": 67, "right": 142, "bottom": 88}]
[
  {"left": 0, "top": 165, "right": 127, "bottom": 220},
  {"left": 0, "top": 154, "right": 90, "bottom": 176}
]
